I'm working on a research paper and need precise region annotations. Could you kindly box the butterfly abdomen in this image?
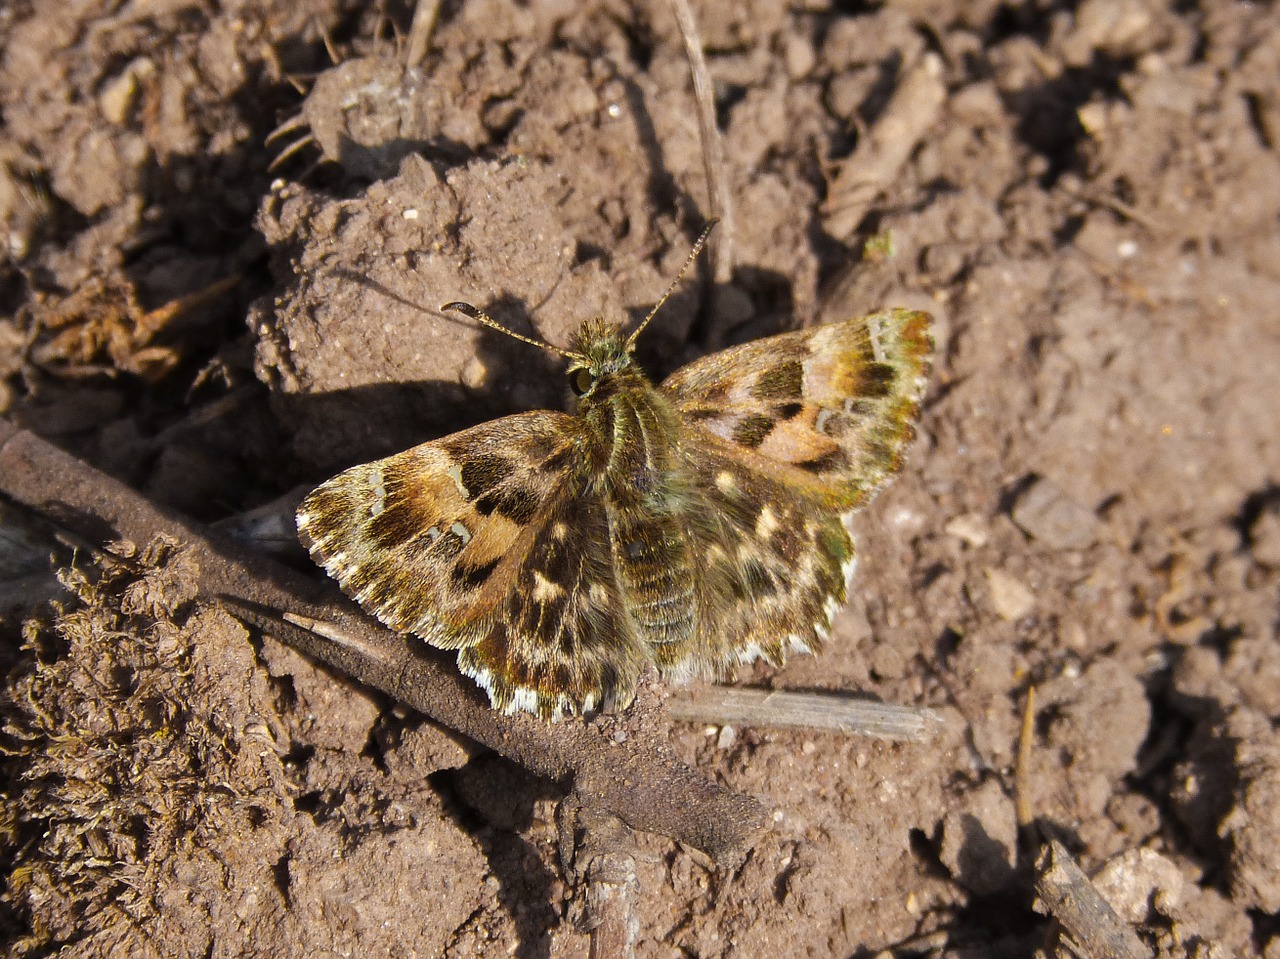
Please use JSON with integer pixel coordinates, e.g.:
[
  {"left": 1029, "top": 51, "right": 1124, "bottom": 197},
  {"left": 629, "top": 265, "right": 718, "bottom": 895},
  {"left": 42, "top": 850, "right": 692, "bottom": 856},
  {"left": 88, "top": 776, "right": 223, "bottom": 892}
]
[{"left": 585, "top": 371, "right": 700, "bottom": 651}]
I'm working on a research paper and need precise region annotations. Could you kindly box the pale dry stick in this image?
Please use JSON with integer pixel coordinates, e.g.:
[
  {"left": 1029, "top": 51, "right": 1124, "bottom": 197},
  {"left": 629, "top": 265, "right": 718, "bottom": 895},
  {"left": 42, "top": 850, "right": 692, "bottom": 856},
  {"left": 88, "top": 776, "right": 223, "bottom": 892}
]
[
  {"left": 668, "top": 0, "right": 734, "bottom": 287},
  {"left": 869, "top": 928, "right": 956, "bottom": 958},
  {"left": 1015, "top": 684, "right": 1038, "bottom": 828},
  {"left": 1057, "top": 179, "right": 1166, "bottom": 234},
  {"left": 405, "top": 0, "right": 443, "bottom": 68},
  {"left": 584, "top": 852, "right": 639, "bottom": 959},
  {"left": 268, "top": 134, "right": 317, "bottom": 172},
  {"left": 317, "top": 17, "right": 341, "bottom": 67},
  {"left": 667, "top": 687, "right": 944, "bottom": 742},
  {"left": 1034, "top": 840, "right": 1152, "bottom": 959},
  {"left": 265, "top": 113, "right": 309, "bottom": 145},
  {"left": 822, "top": 52, "right": 946, "bottom": 240},
  {"left": 561, "top": 803, "right": 642, "bottom": 959},
  {"left": 0, "top": 418, "right": 767, "bottom": 864}
]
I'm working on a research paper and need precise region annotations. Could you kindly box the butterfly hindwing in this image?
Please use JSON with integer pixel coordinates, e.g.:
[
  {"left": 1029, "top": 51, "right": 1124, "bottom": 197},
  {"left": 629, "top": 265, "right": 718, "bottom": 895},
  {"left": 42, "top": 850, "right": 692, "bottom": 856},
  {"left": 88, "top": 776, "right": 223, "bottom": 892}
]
[
  {"left": 457, "top": 486, "right": 644, "bottom": 715},
  {"left": 650, "top": 438, "right": 856, "bottom": 679}
]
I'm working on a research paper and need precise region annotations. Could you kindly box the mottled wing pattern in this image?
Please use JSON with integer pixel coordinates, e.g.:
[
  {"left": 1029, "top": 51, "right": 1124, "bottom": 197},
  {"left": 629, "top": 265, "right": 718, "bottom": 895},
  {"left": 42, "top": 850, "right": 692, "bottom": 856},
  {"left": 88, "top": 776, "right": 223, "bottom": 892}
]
[
  {"left": 297, "top": 411, "right": 650, "bottom": 715},
  {"left": 662, "top": 309, "right": 932, "bottom": 510},
  {"left": 656, "top": 309, "right": 932, "bottom": 673},
  {"left": 297, "top": 309, "right": 932, "bottom": 716},
  {"left": 456, "top": 487, "right": 643, "bottom": 715},
  {"left": 649, "top": 439, "right": 856, "bottom": 678},
  {"left": 297, "top": 413, "right": 579, "bottom": 640}
]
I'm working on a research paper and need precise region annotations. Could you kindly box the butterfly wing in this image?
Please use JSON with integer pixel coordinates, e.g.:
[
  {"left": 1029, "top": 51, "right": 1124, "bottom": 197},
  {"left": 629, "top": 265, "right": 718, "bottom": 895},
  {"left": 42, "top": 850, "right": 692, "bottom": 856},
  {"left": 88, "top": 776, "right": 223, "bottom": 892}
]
[
  {"left": 662, "top": 308, "right": 932, "bottom": 509},
  {"left": 456, "top": 486, "right": 644, "bottom": 715},
  {"left": 655, "top": 309, "right": 932, "bottom": 674},
  {"left": 297, "top": 411, "right": 644, "bottom": 715}
]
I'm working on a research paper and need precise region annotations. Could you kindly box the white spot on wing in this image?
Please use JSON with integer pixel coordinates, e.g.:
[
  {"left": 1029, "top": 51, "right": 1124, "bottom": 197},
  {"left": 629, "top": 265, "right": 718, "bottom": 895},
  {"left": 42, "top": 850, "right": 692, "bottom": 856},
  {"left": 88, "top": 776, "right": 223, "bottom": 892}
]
[
  {"left": 446, "top": 463, "right": 468, "bottom": 498},
  {"left": 532, "top": 572, "right": 562, "bottom": 602},
  {"left": 756, "top": 505, "right": 780, "bottom": 540},
  {"left": 868, "top": 313, "right": 888, "bottom": 363}
]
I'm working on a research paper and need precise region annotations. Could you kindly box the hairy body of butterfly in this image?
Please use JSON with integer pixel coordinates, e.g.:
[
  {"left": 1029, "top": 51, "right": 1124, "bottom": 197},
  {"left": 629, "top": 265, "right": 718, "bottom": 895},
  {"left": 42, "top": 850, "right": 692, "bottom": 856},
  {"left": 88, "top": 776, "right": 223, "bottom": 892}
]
[{"left": 297, "top": 304, "right": 932, "bottom": 717}]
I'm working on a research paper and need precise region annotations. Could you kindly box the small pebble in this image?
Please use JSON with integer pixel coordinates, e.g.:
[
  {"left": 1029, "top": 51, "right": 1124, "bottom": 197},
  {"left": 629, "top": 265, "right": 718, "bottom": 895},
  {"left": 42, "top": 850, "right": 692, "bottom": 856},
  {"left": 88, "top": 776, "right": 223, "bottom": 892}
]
[
  {"left": 985, "top": 568, "right": 1036, "bottom": 620},
  {"left": 1012, "top": 478, "right": 1098, "bottom": 550}
]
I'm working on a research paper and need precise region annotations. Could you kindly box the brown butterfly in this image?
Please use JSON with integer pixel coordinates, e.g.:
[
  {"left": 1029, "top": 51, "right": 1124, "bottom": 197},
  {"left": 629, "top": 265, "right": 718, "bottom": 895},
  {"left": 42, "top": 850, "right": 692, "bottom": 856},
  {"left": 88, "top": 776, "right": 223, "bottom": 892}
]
[{"left": 296, "top": 223, "right": 932, "bottom": 716}]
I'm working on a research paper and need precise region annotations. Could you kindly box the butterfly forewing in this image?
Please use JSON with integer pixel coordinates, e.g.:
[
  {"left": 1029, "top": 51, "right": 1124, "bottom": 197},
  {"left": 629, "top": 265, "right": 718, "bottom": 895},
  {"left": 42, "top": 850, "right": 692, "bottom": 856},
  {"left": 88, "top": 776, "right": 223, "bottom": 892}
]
[
  {"left": 661, "top": 309, "right": 932, "bottom": 509},
  {"left": 297, "top": 410, "right": 654, "bottom": 716},
  {"left": 297, "top": 412, "right": 582, "bottom": 644}
]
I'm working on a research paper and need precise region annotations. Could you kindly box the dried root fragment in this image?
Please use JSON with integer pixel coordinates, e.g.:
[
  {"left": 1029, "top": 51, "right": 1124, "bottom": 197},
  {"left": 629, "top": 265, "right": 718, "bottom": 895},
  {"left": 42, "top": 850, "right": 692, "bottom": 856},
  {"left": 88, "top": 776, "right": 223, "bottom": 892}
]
[{"left": 25, "top": 272, "right": 237, "bottom": 381}]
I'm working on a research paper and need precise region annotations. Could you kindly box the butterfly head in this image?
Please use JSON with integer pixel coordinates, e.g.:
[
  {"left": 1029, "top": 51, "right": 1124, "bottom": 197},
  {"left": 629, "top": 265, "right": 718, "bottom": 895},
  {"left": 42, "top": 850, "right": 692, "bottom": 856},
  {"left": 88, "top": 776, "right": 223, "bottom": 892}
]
[{"left": 565, "top": 316, "right": 636, "bottom": 398}]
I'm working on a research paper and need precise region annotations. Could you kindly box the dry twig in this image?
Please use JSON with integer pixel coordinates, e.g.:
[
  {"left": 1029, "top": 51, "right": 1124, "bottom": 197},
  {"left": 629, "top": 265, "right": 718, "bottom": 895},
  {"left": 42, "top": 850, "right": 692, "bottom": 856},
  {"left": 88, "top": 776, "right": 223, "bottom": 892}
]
[
  {"left": 822, "top": 52, "right": 946, "bottom": 240},
  {"left": 668, "top": 686, "right": 943, "bottom": 741},
  {"left": 405, "top": 0, "right": 443, "bottom": 68},
  {"left": 1015, "top": 684, "right": 1038, "bottom": 829},
  {"left": 668, "top": 0, "right": 734, "bottom": 286},
  {"left": 1034, "top": 840, "right": 1152, "bottom": 959}
]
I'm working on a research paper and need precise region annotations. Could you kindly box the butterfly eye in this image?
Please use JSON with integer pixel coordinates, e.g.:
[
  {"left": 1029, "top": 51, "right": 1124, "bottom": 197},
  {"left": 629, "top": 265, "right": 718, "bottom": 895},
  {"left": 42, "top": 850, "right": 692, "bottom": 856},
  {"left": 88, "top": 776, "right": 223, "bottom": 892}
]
[{"left": 571, "top": 368, "right": 594, "bottom": 396}]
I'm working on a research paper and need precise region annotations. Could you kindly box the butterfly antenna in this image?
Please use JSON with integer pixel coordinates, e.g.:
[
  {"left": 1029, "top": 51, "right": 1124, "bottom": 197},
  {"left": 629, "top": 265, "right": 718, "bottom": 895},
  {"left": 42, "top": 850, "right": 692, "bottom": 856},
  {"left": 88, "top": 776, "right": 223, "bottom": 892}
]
[
  {"left": 625, "top": 218, "right": 719, "bottom": 350},
  {"left": 440, "top": 301, "right": 582, "bottom": 360}
]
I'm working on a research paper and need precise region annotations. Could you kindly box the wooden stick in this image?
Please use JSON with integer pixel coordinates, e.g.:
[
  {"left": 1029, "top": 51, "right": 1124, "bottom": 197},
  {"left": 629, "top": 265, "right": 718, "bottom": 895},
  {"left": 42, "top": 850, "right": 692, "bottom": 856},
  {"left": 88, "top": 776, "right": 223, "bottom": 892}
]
[
  {"left": 822, "top": 52, "right": 946, "bottom": 239},
  {"left": 1034, "top": 840, "right": 1152, "bottom": 959},
  {"left": 584, "top": 851, "right": 639, "bottom": 959},
  {"left": 1015, "top": 684, "right": 1037, "bottom": 829},
  {"left": 667, "top": 687, "right": 944, "bottom": 741},
  {"left": 405, "top": 0, "right": 443, "bottom": 68},
  {"left": 668, "top": 0, "right": 734, "bottom": 286},
  {"left": 0, "top": 418, "right": 767, "bottom": 864}
]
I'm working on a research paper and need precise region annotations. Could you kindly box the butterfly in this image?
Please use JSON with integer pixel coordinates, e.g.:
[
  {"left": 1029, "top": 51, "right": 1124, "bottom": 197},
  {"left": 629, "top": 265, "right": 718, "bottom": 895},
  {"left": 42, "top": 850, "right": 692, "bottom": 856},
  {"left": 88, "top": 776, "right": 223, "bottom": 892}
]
[{"left": 296, "top": 223, "right": 932, "bottom": 717}]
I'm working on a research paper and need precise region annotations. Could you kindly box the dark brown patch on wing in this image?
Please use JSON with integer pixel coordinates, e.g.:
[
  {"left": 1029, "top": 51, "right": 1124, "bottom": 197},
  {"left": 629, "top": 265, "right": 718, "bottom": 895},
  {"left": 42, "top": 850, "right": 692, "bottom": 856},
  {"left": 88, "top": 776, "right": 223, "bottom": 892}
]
[
  {"left": 684, "top": 406, "right": 724, "bottom": 422},
  {"left": 365, "top": 471, "right": 445, "bottom": 553},
  {"left": 732, "top": 414, "right": 774, "bottom": 448},
  {"left": 460, "top": 454, "right": 514, "bottom": 496},
  {"left": 451, "top": 556, "right": 500, "bottom": 590},
  {"left": 858, "top": 362, "right": 895, "bottom": 398},
  {"left": 794, "top": 448, "right": 850, "bottom": 474},
  {"left": 474, "top": 484, "right": 540, "bottom": 524},
  {"left": 751, "top": 360, "right": 804, "bottom": 400},
  {"left": 740, "top": 557, "right": 776, "bottom": 596}
]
